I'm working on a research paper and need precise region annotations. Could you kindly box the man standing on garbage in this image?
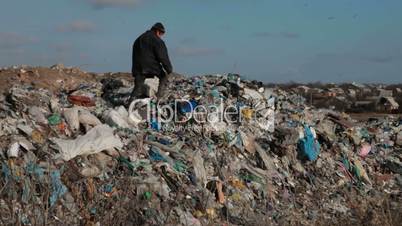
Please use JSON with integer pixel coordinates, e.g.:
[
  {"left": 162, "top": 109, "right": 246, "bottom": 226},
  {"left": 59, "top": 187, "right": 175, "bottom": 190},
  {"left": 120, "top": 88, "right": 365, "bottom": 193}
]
[{"left": 127, "top": 22, "right": 173, "bottom": 105}]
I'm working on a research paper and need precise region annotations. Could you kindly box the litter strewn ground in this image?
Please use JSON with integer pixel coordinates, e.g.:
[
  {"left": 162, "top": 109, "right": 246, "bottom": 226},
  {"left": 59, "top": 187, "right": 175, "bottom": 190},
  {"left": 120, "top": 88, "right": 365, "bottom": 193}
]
[{"left": 0, "top": 65, "right": 401, "bottom": 225}]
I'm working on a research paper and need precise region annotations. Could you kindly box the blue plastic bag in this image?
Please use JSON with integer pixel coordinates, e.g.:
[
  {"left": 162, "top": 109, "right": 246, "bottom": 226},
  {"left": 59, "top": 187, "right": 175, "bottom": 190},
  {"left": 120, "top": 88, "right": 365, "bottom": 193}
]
[
  {"left": 49, "top": 170, "right": 67, "bottom": 206},
  {"left": 298, "top": 125, "right": 320, "bottom": 161},
  {"left": 179, "top": 99, "right": 198, "bottom": 113}
]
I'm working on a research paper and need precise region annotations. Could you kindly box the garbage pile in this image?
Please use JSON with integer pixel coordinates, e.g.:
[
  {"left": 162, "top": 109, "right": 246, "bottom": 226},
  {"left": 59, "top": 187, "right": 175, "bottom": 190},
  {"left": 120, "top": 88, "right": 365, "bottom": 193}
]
[{"left": 0, "top": 66, "right": 401, "bottom": 225}]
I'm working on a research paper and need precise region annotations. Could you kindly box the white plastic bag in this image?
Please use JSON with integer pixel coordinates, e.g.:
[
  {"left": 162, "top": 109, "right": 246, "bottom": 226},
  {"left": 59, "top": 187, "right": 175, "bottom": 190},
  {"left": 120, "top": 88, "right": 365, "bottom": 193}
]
[
  {"left": 243, "top": 88, "right": 264, "bottom": 100},
  {"left": 103, "top": 109, "right": 130, "bottom": 128},
  {"left": 144, "top": 77, "right": 159, "bottom": 98},
  {"left": 7, "top": 142, "right": 20, "bottom": 158},
  {"left": 78, "top": 110, "right": 102, "bottom": 127},
  {"left": 64, "top": 107, "right": 80, "bottom": 132},
  {"left": 128, "top": 98, "right": 151, "bottom": 125},
  {"left": 397, "top": 132, "right": 402, "bottom": 146},
  {"left": 28, "top": 106, "right": 48, "bottom": 124},
  {"left": 52, "top": 124, "right": 123, "bottom": 161},
  {"left": 193, "top": 151, "right": 207, "bottom": 187}
]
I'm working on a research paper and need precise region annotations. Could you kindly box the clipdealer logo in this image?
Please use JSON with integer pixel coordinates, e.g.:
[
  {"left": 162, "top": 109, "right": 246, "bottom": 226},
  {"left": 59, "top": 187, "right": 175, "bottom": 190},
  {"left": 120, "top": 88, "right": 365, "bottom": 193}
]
[{"left": 127, "top": 97, "right": 275, "bottom": 132}]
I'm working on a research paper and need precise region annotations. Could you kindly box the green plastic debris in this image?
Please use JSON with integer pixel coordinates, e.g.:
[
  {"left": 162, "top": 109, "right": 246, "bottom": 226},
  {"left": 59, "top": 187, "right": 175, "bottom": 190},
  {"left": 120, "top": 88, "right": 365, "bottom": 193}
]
[
  {"left": 239, "top": 172, "right": 264, "bottom": 184},
  {"left": 22, "top": 179, "right": 31, "bottom": 204},
  {"left": 117, "top": 157, "right": 152, "bottom": 175},
  {"left": 341, "top": 156, "right": 350, "bottom": 171},
  {"left": 90, "top": 207, "right": 97, "bottom": 215},
  {"left": 48, "top": 114, "right": 61, "bottom": 125},
  {"left": 117, "top": 157, "right": 136, "bottom": 174},
  {"left": 173, "top": 161, "right": 187, "bottom": 173},
  {"left": 144, "top": 191, "right": 152, "bottom": 200}
]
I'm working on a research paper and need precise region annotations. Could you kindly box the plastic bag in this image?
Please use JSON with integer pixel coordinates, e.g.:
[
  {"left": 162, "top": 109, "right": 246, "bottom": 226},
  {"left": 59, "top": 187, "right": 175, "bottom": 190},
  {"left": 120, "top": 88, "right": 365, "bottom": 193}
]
[
  {"left": 49, "top": 170, "right": 67, "bottom": 206},
  {"left": 298, "top": 125, "right": 320, "bottom": 161},
  {"left": 144, "top": 77, "right": 159, "bottom": 98},
  {"left": 193, "top": 151, "right": 207, "bottom": 187},
  {"left": 67, "top": 95, "right": 95, "bottom": 107},
  {"left": 78, "top": 110, "right": 102, "bottom": 127},
  {"left": 103, "top": 109, "right": 130, "bottom": 128},
  {"left": 64, "top": 108, "right": 79, "bottom": 132},
  {"left": 52, "top": 124, "right": 123, "bottom": 161},
  {"left": 28, "top": 106, "right": 48, "bottom": 124}
]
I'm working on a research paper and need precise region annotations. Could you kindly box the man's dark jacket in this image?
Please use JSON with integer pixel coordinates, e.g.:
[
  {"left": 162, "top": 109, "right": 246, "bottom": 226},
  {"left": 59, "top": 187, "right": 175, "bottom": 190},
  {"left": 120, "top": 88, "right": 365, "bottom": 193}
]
[{"left": 132, "top": 30, "right": 172, "bottom": 78}]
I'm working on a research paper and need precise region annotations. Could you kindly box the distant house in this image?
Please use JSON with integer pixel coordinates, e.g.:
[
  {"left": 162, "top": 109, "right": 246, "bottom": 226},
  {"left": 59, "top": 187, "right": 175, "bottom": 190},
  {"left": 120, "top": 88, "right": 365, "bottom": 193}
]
[
  {"left": 354, "top": 100, "right": 373, "bottom": 106},
  {"left": 396, "top": 88, "right": 402, "bottom": 94},
  {"left": 326, "top": 92, "right": 337, "bottom": 97},
  {"left": 315, "top": 97, "right": 350, "bottom": 111},
  {"left": 362, "top": 88, "right": 372, "bottom": 94},
  {"left": 378, "top": 89, "right": 393, "bottom": 97},
  {"left": 376, "top": 97, "right": 399, "bottom": 113},
  {"left": 352, "top": 82, "right": 366, "bottom": 89},
  {"left": 329, "top": 87, "right": 345, "bottom": 95},
  {"left": 366, "top": 96, "right": 379, "bottom": 101},
  {"left": 312, "top": 88, "right": 324, "bottom": 93},
  {"left": 294, "top": 85, "right": 310, "bottom": 94},
  {"left": 323, "top": 88, "right": 337, "bottom": 97},
  {"left": 351, "top": 100, "right": 375, "bottom": 113},
  {"left": 348, "top": 89, "right": 357, "bottom": 98}
]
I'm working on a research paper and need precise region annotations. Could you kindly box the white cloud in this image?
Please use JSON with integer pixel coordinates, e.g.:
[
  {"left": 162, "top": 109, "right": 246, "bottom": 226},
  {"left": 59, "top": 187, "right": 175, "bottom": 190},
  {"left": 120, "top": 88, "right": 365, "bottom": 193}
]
[
  {"left": 57, "top": 20, "right": 96, "bottom": 33},
  {"left": 252, "top": 31, "right": 301, "bottom": 39},
  {"left": 179, "top": 37, "right": 197, "bottom": 45},
  {"left": 361, "top": 55, "right": 395, "bottom": 63},
  {"left": 0, "top": 32, "right": 38, "bottom": 49},
  {"left": 86, "top": 0, "right": 143, "bottom": 9},
  {"left": 173, "top": 46, "right": 225, "bottom": 57}
]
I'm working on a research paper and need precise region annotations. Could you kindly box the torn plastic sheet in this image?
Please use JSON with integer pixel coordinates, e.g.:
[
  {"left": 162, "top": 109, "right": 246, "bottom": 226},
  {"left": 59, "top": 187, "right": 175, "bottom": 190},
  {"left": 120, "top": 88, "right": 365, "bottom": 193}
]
[
  {"left": 26, "top": 162, "right": 45, "bottom": 180},
  {"left": 7, "top": 138, "right": 35, "bottom": 158},
  {"left": 22, "top": 179, "right": 30, "bottom": 203},
  {"left": 63, "top": 107, "right": 79, "bottom": 132},
  {"left": 298, "top": 125, "right": 320, "bottom": 161},
  {"left": 52, "top": 124, "right": 123, "bottom": 161},
  {"left": 28, "top": 106, "right": 48, "bottom": 124},
  {"left": 2, "top": 163, "right": 11, "bottom": 183},
  {"left": 7, "top": 142, "right": 20, "bottom": 158},
  {"left": 397, "top": 131, "right": 402, "bottom": 146},
  {"left": 103, "top": 108, "right": 131, "bottom": 128},
  {"left": 359, "top": 143, "right": 372, "bottom": 158},
  {"left": 144, "top": 77, "right": 159, "bottom": 98},
  {"left": 257, "top": 108, "right": 275, "bottom": 132},
  {"left": 193, "top": 150, "right": 207, "bottom": 187},
  {"left": 78, "top": 109, "right": 102, "bottom": 127},
  {"left": 128, "top": 98, "right": 151, "bottom": 125},
  {"left": 243, "top": 88, "right": 264, "bottom": 100},
  {"left": 49, "top": 170, "right": 67, "bottom": 206}
]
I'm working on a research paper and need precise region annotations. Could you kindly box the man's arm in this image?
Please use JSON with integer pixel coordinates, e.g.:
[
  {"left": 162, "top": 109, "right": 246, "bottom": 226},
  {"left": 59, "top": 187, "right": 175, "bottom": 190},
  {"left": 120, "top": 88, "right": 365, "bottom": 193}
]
[{"left": 155, "top": 40, "right": 173, "bottom": 74}]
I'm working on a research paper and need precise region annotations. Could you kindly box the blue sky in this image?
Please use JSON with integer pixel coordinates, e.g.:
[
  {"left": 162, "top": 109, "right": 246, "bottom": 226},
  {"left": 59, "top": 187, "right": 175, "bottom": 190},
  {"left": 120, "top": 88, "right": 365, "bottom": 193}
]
[{"left": 0, "top": 0, "right": 401, "bottom": 83}]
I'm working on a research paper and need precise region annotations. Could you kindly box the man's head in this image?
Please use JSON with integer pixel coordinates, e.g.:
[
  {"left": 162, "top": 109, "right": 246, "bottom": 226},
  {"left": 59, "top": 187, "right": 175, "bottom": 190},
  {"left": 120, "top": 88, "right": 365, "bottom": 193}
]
[{"left": 151, "top": 22, "right": 165, "bottom": 38}]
